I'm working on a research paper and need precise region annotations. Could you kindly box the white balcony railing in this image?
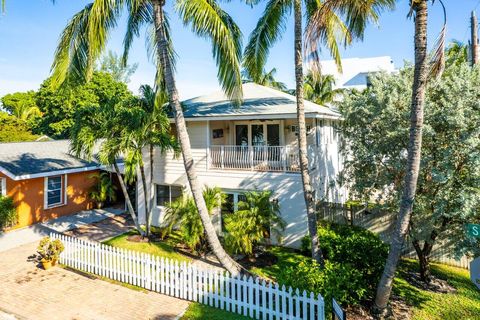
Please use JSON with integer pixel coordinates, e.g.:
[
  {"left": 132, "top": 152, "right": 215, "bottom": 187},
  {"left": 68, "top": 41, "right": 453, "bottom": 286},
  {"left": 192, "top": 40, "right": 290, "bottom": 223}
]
[{"left": 209, "top": 145, "right": 301, "bottom": 172}]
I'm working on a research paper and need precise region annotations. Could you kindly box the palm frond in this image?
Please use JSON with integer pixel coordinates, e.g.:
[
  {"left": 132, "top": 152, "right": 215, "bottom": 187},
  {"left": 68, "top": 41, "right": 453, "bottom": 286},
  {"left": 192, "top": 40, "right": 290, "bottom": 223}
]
[
  {"left": 50, "top": 4, "right": 94, "bottom": 88},
  {"left": 176, "top": 0, "right": 243, "bottom": 105},
  {"left": 123, "top": 0, "right": 153, "bottom": 66},
  {"left": 428, "top": 0, "right": 447, "bottom": 80},
  {"left": 243, "top": 0, "right": 292, "bottom": 83}
]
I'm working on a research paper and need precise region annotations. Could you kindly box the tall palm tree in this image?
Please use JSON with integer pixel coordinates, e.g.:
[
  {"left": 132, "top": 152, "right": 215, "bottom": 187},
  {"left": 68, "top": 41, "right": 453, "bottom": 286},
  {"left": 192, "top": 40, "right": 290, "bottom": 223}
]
[
  {"left": 50, "top": 0, "right": 243, "bottom": 274},
  {"left": 372, "top": 0, "right": 447, "bottom": 313},
  {"left": 244, "top": 0, "right": 395, "bottom": 264},
  {"left": 242, "top": 67, "right": 287, "bottom": 91}
]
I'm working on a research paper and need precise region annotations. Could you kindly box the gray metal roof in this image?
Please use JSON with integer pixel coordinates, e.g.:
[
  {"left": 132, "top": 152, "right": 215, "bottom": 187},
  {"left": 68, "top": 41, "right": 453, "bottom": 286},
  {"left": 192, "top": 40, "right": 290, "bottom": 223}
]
[
  {"left": 0, "top": 140, "right": 100, "bottom": 178},
  {"left": 180, "top": 83, "right": 341, "bottom": 119}
]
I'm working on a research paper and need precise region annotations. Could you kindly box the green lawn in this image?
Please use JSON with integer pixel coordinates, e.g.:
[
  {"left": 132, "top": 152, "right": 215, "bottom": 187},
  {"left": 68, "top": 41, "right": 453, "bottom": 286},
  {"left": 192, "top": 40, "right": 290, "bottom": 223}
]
[
  {"left": 181, "top": 304, "right": 250, "bottom": 320},
  {"left": 394, "top": 259, "right": 480, "bottom": 320},
  {"left": 103, "top": 231, "right": 190, "bottom": 263}
]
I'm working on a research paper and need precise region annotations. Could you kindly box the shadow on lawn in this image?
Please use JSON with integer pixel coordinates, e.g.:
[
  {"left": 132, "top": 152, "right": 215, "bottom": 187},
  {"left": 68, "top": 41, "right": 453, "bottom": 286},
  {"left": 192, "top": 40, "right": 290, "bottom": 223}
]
[{"left": 393, "top": 259, "right": 480, "bottom": 319}]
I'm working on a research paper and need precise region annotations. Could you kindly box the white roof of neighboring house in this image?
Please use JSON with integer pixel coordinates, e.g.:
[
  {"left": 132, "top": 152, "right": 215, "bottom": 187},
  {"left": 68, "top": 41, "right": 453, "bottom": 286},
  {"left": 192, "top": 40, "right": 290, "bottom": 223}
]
[
  {"left": 180, "top": 83, "right": 341, "bottom": 121},
  {"left": 320, "top": 56, "right": 395, "bottom": 90}
]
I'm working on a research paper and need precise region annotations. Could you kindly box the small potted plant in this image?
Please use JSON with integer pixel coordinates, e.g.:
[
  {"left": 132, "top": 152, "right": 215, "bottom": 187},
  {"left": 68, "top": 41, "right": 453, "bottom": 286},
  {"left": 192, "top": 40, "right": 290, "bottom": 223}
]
[{"left": 37, "top": 236, "right": 64, "bottom": 270}]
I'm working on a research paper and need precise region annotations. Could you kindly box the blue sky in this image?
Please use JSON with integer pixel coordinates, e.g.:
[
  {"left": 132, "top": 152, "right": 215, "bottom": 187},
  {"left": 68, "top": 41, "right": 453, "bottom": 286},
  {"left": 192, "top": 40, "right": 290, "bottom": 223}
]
[{"left": 0, "top": 0, "right": 479, "bottom": 99}]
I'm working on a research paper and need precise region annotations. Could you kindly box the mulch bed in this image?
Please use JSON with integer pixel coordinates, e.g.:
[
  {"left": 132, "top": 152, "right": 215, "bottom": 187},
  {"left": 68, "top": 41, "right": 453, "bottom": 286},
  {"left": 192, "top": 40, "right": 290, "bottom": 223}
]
[
  {"left": 126, "top": 234, "right": 150, "bottom": 243},
  {"left": 237, "top": 251, "right": 278, "bottom": 269},
  {"left": 405, "top": 272, "right": 456, "bottom": 294}
]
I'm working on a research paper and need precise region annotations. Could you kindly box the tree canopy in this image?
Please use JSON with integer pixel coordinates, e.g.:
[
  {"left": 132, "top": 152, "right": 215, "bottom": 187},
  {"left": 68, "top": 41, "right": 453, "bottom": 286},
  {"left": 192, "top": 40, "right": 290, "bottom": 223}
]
[
  {"left": 35, "top": 71, "right": 133, "bottom": 138},
  {"left": 340, "top": 62, "right": 480, "bottom": 264},
  {"left": 0, "top": 112, "right": 39, "bottom": 142}
]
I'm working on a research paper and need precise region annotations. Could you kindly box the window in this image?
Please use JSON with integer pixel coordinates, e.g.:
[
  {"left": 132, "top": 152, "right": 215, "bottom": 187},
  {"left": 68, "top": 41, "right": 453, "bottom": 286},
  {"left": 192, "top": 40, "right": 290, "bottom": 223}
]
[
  {"left": 156, "top": 184, "right": 183, "bottom": 206},
  {"left": 45, "top": 176, "right": 64, "bottom": 208},
  {"left": 0, "top": 177, "right": 6, "bottom": 196}
]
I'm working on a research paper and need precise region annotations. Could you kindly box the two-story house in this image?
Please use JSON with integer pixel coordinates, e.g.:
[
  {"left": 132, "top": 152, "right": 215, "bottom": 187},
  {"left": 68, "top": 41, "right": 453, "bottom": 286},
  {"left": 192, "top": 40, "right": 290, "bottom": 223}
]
[{"left": 137, "top": 83, "right": 346, "bottom": 248}]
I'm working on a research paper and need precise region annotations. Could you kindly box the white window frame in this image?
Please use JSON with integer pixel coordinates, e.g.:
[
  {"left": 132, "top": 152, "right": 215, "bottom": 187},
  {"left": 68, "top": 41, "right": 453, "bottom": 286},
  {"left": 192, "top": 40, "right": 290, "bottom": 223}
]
[
  {"left": 0, "top": 177, "right": 6, "bottom": 196},
  {"left": 155, "top": 184, "right": 183, "bottom": 207},
  {"left": 44, "top": 175, "right": 67, "bottom": 209}
]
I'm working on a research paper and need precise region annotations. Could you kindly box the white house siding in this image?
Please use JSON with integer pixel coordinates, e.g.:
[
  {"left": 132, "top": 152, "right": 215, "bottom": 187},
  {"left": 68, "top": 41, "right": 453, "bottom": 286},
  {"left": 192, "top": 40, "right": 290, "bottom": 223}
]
[{"left": 137, "top": 119, "right": 346, "bottom": 249}]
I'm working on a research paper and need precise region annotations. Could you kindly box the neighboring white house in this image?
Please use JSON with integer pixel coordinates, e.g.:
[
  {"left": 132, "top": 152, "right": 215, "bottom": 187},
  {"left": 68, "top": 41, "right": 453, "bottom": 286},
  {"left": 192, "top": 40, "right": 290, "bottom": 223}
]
[
  {"left": 320, "top": 56, "right": 395, "bottom": 90},
  {"left": 137, "top": 83, "right": 346, "bottom": 248}
]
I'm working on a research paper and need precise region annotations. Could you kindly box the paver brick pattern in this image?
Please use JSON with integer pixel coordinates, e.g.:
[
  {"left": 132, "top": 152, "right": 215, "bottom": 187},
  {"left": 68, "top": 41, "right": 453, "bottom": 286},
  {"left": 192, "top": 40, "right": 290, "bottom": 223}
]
[{"left": 0, "top": 242, "right": 190, "bottom": 320}]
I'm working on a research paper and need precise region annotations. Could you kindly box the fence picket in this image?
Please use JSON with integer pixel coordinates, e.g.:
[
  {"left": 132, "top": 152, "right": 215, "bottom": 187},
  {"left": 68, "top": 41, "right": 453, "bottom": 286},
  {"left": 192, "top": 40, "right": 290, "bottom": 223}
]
[{"left": 50, "top": 233, "right": 324, "bottom": 320}]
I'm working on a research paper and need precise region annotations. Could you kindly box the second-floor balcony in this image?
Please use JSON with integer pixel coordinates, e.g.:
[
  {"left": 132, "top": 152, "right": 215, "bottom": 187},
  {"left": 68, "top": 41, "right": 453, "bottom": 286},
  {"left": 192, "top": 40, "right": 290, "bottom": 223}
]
[{"left": 209, "top": 145, "right": 301, "bottom": 173}]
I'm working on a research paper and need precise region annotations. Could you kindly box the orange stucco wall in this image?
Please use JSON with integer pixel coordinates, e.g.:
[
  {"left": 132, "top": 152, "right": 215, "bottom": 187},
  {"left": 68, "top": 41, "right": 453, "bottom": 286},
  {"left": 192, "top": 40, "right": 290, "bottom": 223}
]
[{"left": 1, "top": 170, "right": 98, "bottom": 228}]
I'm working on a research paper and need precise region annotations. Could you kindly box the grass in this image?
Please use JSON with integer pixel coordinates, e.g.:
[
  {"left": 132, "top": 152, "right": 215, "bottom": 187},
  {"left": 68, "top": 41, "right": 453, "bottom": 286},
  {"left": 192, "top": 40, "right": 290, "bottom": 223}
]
[
  {"left": 103, "top": 231, "right": 190, "bottom": 263},
  {"left": 181, "top": 304, "right": 250, "bottom": 320},
  {"left": 394, "top": 259, "right": 480, "bottom": 320}
]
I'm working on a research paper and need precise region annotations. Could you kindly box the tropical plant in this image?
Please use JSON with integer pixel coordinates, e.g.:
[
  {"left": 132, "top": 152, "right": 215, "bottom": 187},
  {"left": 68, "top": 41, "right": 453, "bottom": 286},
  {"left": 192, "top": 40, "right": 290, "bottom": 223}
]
[
  {"left": 372, "top": 0, "right": 447, "bottom": 313},
  {"left": 245, "top": 0, "right": 395, "bottom": 265},
  {"left": 303, "top": 73, "right": 343, "bottom": 105},
  {"left": 0, "top": 196, "right": 17, "bottom": 229},
  {"left": 164, "top": 187, "right": 225, "bottom": 254},
  {"left": 224, "top": 191, "right": 285, "bottom": 257},
  {"left": 340, "top": 63, "right": 480, "bottom": 283},
  {"left": 50, "top": 0, "right": 244, "bottom": 275},
  {"left": 0, "top": 112, "right": 38, "bottom": 142},
  {"left": 242, "top": 67, "right": 287, "bottom": 91},
  {"left": 89, "top": 172, "right": 118, "bottom": 209},
  {"left": 37, "top": 236, "right": 64, "bottom": 262},
  {"left": 0, "top": 91, "right": 42, "bottom": 121},
  {"left": 98, "top": 50, "right": 138, "bottom": 83}
]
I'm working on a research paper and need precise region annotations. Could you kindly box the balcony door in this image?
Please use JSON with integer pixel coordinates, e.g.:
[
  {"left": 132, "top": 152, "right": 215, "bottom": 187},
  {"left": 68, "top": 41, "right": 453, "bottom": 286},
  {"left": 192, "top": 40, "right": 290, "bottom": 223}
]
[{"left": 234, "top": 122, "right": 281, "bottom": 147}]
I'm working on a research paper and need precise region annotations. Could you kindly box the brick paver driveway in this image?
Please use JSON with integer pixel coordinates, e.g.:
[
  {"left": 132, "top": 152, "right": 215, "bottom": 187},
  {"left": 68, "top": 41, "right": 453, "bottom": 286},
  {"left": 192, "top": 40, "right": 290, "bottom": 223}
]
[{"left": 0, "top": 242, "right": 190, "bottom": 320}]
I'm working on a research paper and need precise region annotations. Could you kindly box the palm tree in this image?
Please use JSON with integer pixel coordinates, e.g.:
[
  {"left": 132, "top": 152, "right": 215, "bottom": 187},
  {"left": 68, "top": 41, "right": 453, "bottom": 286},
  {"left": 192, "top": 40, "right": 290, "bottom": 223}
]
[
  {"left": 242, "top": 67, "right": 287, "bottom": 91},
  {"left": 244, "top": 0, "right": 395, "bottom": 264},
  {"left": 372, "top": 0, "right": 447, "bottom": 314},
  {"left": 70, "top": 103, "right": 146, "bottom": 236},
  {"left": 50, "top": 0, "right": 243, "bottom": 275},
  {"left": 303, "top": 73, "right": 343, "bottom": 105}
]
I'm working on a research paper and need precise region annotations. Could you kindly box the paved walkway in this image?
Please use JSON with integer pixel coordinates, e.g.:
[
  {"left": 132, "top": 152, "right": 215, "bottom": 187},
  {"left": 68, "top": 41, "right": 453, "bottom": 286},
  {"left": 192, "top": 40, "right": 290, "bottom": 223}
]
[
  {"left": 0, "top": 242, "right": 190, "bottom": 320},
  {"left": 0, "top": 207, "right": 124, "bottom": 252}
]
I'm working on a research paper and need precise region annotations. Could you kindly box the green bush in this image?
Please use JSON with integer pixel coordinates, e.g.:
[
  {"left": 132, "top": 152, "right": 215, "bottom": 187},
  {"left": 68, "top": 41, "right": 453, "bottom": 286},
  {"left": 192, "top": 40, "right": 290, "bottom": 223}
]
[
  {"left": 224, "top": 191, "right": 285, "bottom": 256},
  {"left": 291, "top": 222, "right": 388, "bottom": 308},
  {"left": 0, "top": 196, "right": 17, "bottom": 229},
  {"left": 277, "top": 260, "right": 366, "bottom": 308}
]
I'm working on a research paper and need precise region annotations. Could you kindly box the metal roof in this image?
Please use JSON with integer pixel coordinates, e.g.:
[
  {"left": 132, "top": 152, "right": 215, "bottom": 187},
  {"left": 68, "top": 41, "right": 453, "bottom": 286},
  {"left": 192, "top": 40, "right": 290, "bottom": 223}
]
[
  {"left": 0, "top": 140, "right": 102, "bottom": 179},
  {"left": 180, "top": 83, "right": 341, "bottom": 120}
]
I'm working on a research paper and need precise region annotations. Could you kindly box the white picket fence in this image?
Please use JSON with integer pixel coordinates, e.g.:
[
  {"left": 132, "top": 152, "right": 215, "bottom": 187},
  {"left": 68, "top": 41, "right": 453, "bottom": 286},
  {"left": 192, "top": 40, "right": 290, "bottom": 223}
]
[{"left": 51, "top": 233, "right": 325, "bottom": 320}]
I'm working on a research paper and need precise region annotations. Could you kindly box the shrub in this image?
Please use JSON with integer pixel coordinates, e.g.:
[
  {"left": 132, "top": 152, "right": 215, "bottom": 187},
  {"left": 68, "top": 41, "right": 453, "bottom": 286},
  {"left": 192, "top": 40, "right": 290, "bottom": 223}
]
[
  {"left": 277, "top": 260, "right": 366, "bottom": 309},
  {"left": 293, "top": 222, "right": 388, "bottom": 307},
  {"left": 0, "top": 196, "right": 17, "bottom": 229},
  {"left": 224, "top": 191, "right": 285, "bottom": 256},
  {"left": 164, "top": 187, "right": 224, "bottom": 254}
]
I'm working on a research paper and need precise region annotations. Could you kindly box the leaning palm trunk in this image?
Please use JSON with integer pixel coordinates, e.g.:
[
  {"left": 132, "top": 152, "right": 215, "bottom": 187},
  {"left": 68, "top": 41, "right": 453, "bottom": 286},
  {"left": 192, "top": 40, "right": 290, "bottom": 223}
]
[
  {"left": 113, "top": 162, "right": 145, "bottom": 237},
  {"left": 374, "top": 0, "right": 429, "bottom": 314},
  {"left": 294, "top": 0, "right": 323, "bottom": 265},
  {"left": 153, "top": 0, "right": 241, "bottom": 275},
  {"left": 147, "top": 144, "right": 156, "bottom": 237}
]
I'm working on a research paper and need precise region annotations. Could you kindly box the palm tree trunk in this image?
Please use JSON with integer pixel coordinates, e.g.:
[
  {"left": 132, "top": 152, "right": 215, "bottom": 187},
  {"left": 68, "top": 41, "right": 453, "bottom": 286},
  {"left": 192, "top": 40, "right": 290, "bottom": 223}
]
[
  {"left": 374, "top": 0, "right": 429, "bottom": 314},
  {"left": 113, "top": 162, "right": 145, "bottom": 237},
  {"left": 293, "top": 0, "right": 323, "bottom": 265},
  {"left": 148, "top": 144, "right": 155, "bottom": 237},
  {"left": 139, "top": 163, "right": 150, "bottom": 237},
  {"left": 152, "top": 0, "right": 241, "bottom": 275}
]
